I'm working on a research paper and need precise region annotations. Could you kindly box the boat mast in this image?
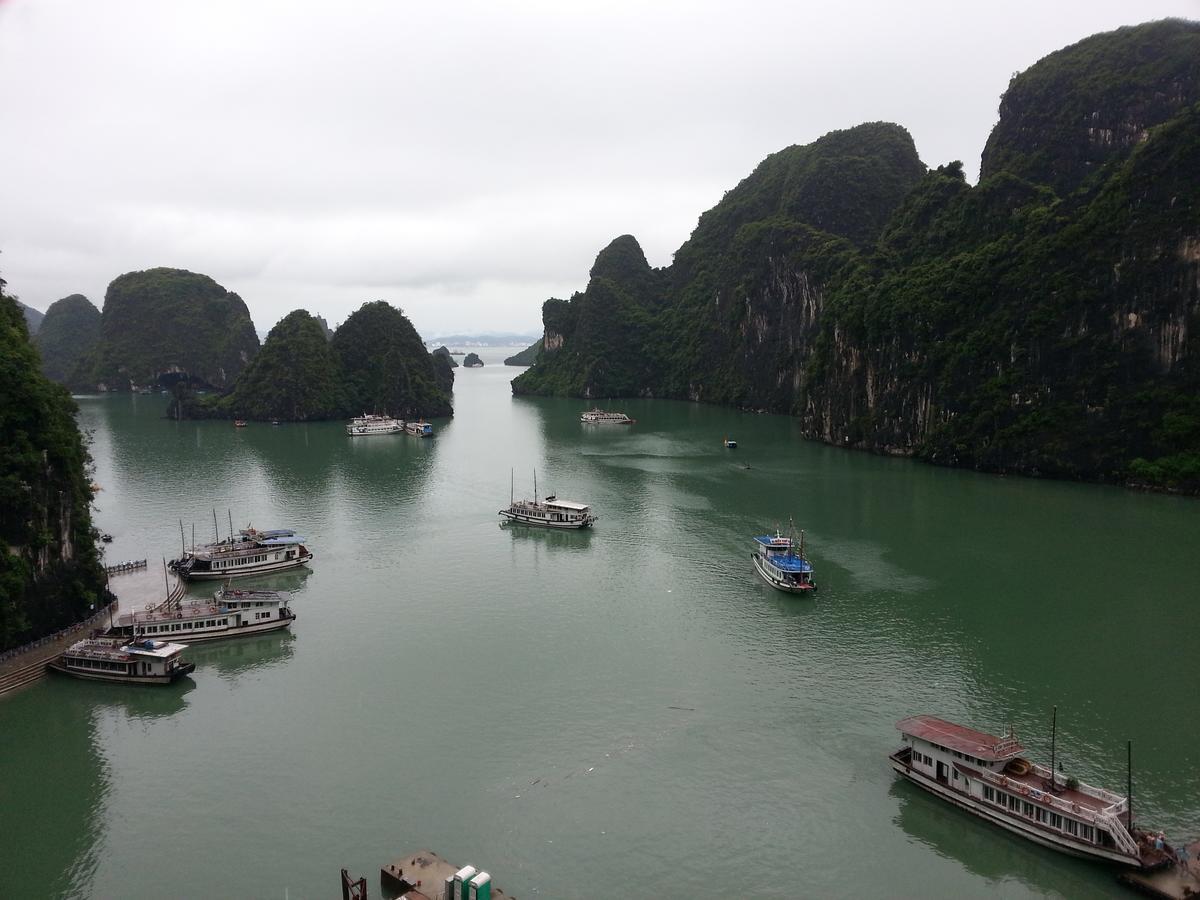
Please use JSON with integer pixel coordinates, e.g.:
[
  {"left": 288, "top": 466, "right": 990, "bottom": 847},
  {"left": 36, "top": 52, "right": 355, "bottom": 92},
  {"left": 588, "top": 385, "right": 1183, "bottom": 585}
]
[
  {"left": 179, "top": 519, "right": 186, "bottom": 556},
  {"left": 213, "top": 508, "right": 219, "bottom": 543},
  {"left": 1127, "top": 740, "right": 1133, "bottom": 832},
  {"left": 510, "top": 468, "right": 514, "bottom": 506},
  {"left": 534, "top": 470, "right": 538, "bottom": 504},
  {"left": 1050, "top": 706, "right": 1057, "bottom": 790},
  {"left": 228, "top": 510, "right": 234, "bottom": 542}
]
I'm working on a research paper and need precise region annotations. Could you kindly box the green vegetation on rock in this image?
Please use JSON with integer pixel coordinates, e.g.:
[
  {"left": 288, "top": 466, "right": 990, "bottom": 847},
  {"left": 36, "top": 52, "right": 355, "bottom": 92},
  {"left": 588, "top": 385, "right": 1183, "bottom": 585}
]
[
  {"left": 504, "top": 339, "right": 543, "bottom": 366},
  {"left": 431, "top": 346, "right": 459, "bottom": 367},
  {"left": 0, "top": 278, "right": 108, "bottom": 651},
  {"left": 182, "top": 311, "right": 344, "bottom": 420},
  {"left": 180, "top": 302, "right": 453, "bottom": 421},
  {"left": 514, "top": 21, "right": 1200, "bottom": 492},
  {"left": 33, "top": 294, "right": 102, "bottom": 387},
  {"left": 463, "top": 352, "right": 483, "bottom": 367},
  {"left": 91, "top": 268, "right": 260, "bottom": 391}
]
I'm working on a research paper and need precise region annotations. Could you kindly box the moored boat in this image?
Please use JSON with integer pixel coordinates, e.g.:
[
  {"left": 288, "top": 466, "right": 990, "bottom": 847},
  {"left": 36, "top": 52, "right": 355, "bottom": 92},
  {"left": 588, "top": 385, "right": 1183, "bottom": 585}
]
[
  {"left": 347, "top": 413, "right": 403, "bottom": 436},
  {"left": 234, "top": 419, "right": 248, "bottom": 427},
  {"left": 890, "top": 715, "right": 1176, "bottom": 869},
  {"left": 405, "top": 420, "right": 433, "bottom": 437},
  {"left": 580, "top": 408, "right": 634, "bottom": 424},
  {"left": 751, "top": 524, "right": 815, "bottom": 592},
  {"left": 47, "top": 638, "right": 195, "bottom": 685},
  {"left": 724, "top": 437, "right": 737, "bottom": 449},
  {"left": 108, "top": 588, "right": 295, "bottom": 643},
  {"left": 169, "top": 526, "right": 313, "bottom": 580},
  {"left": 499, "top": 472, "right": 595, "bottom": 529}
]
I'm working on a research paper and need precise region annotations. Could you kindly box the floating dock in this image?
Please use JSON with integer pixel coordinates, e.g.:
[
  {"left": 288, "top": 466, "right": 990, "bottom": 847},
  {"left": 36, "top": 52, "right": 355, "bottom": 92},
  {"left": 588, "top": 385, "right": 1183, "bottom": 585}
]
[
  {"left": 1119, "top": 839, "right": 1200, "bottom": 898},
  {"left": 380, "top": 850, "right": 511, "bottom": 900}
]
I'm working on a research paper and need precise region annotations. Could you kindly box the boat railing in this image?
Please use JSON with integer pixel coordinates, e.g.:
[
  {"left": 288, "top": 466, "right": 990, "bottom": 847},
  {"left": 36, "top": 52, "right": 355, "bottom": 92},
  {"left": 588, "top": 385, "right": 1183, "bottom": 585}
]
[
  {"left": 992, "top": 736, "right": 1021, "bottom": 756},
  {"left": 1095, "top": 811, "right": 1140, "bottom": 857},
  {"left": 1025, "top": 762, "right": 1127, "bottom": 809},
  {"left": 973, "top": 766, "right": 1124, "bottom": 824}
]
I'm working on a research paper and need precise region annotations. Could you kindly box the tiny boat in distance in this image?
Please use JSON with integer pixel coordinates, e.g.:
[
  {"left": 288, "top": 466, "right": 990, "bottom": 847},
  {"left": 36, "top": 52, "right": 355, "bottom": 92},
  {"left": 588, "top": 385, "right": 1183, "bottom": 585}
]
[
  {"left": 169, "top": 526, "right": 313, "bottom": 580},
  {"left": 108, "top": 588, "right": 295, "bottom": 643},
  {"left": 234, "top": 419, "right": 248, "bottom": 428},
  {"left": 751, "top": 524, "right": 815, "bottom": 592},
  {"left": 580, "top": 408, "right": 634, "bottom": 425},
  {"left": 47, "top": 638, "right": 195, "bottom": 685},
  {"left": 347, "top": 414, "right": 403, "bottom": 436},
  {"left": 724, "top": 437, "right": 738, "bottom": 449},
  {"left": 406, "top": 420, "right": 433, "bottom": 437},
  {"left": 890, "top": 715, "right": 1176, "bottom": 869}
]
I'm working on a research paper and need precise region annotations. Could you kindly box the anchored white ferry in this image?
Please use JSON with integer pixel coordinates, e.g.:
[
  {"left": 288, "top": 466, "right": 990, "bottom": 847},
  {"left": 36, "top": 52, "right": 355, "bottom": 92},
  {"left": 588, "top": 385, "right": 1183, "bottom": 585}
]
[
  {"left": 580, "top": 408, "right": 634, "bottom": 424},
  {"left": 170, "top": 527, "right": 312, "bottom": 580},
  {"left": 890, "top": 715, "right": 1175, "bottom": 869},
  {"left": 109, "top": 588, "right": 295, "bottom": 643},
  {"left": 347, "top": 414, "right": 403, "bottom": 436},
  {"left": 406, "top": 420, "right": 433, "bottom": 437},
  {"left": 47, "top": 638, "right": 195, "bottom": 685}
]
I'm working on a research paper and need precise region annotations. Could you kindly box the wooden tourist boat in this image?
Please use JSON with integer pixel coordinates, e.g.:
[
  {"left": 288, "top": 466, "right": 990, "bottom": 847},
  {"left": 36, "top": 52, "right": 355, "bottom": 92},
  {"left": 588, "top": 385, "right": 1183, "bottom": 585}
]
[
  {"left": 107, "top": 588, "right": 295, "bottom": 643},
  {"left": 751, "top": 524, "right": 816, "bottom": 593},
  {"left": 580, "top": 408, "right": 634, "bottom": 424},
  {"left": 346, "top": 414, "right": 403, "bottom": 436},
  {"left": 47, "top": 638, "right": 195, "bottom": 685},
  {"left": 169, "top": 526, "right": 312, "bottom": 580},
  {"left": 890, "top": 714, "right": 1176, "bottom": 869}
]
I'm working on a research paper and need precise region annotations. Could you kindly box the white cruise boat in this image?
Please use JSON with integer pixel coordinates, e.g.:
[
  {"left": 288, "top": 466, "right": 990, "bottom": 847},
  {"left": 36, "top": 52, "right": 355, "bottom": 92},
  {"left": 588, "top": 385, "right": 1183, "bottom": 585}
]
[
  {"left": 169, "top": 527, "right": 313, "bottom": 581},
  {"left": 890, "top": 715, "right": 1176, "bottom": 869},
  {"left": 751, "top": 525, "right": 816, "bottom": 593},
  {"left": 47, "top": 638, "right": 195, "bottom": 685},
  {"left": 347, "top": 414, "right": 403, "bottom": 436},
  {"left": 406, "top": 420, "right": 433, "bottom": 437},
  {"left": 580, "top": 408, "right": 634, "bottom": 424},
  {"left": 500, "top": 495, "right": 596, "bottom": 528},
  {"left": 109, "top": 588, "right": 295, "bottom": 643}
]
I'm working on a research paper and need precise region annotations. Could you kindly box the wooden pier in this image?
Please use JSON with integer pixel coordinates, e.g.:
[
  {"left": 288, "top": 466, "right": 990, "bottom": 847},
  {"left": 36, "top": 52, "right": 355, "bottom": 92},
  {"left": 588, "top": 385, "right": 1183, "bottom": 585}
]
[
  {"left": 379, "top": 850, "right": 511, "bottom": 900},
  {"left": 1119, "top": 839, "right": 1200, "bottom": 898}
]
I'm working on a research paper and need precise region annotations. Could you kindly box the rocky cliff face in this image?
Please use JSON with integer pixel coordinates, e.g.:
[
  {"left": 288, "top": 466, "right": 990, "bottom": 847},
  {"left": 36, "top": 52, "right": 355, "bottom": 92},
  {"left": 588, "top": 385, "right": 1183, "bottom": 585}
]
[
  {"left": 515, "top": 21, "right": 1200, "bottom": 491},
  {"left": 91, "top": 268, "right": 261, "bottom": 390},
  {"left": 0, "top": 285, "right": 108, "bottom": 650}
]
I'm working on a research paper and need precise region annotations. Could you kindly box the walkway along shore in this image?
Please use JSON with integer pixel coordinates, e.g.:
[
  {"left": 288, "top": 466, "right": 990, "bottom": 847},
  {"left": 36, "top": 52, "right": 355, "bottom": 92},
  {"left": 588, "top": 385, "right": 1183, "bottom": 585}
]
[{"left": 0, "top": 565, "right": 186, "bottom": 698}]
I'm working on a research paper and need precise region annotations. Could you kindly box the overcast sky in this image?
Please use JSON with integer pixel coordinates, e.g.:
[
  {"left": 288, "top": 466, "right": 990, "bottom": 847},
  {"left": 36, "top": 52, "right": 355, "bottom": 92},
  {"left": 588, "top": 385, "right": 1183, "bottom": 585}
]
[{"left": 2, "top": 0, "right": 1197, "bottom": 338}]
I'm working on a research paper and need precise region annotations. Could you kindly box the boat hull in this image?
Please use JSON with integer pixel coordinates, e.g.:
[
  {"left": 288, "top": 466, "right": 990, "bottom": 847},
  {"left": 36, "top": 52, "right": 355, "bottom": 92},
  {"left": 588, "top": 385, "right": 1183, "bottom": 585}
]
[
  {"left": 46, "top": 660, "right": 196, "bottom": 685},
  {"left": 751, "top": 554, "right": 816, "bottom": 593},
  {"left": 110, "top": 614, "right": 294, "bottom": 644},
  {"left": 180, "top": 554, "right": 312, "bottom": 581},
  {"left": 499, "top": 511, "right": 593, "bottom": 529},
  {"left": 889, "top": 752, "right": 1140, "bottom": 867}
]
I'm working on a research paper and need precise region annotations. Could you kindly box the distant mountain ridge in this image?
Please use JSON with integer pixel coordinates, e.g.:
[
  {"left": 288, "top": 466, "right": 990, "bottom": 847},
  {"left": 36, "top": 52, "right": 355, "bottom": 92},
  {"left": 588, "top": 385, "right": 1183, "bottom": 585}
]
[{"left": 513, "top": 20, "right": 1200, "bottom": 492}]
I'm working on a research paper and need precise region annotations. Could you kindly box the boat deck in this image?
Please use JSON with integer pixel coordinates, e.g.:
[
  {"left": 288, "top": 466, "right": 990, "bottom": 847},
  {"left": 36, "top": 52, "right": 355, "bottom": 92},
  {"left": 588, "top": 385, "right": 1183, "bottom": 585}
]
[{"left": 957, "top": 762, "right": 1115, "bottom": 814}]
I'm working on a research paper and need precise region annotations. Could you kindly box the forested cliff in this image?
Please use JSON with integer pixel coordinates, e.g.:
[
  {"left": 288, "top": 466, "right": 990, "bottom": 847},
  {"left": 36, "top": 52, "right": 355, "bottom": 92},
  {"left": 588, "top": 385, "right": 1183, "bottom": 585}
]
[
  {"left": 513, "top": 20, "right": 1200, "bottom": 491},
  {"left": 0, "top": 278, "right": 108, "bottom": 651}
]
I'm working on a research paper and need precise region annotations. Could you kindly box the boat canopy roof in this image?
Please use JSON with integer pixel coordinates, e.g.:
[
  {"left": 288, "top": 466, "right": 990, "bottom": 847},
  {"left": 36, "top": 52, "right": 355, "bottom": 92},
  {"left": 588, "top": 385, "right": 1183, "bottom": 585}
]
[
  {"left": 546, "top": 499, "right": 590, "bottom": 511},
  {"left": 258, "top": 535, "right": 305, "bottom": 545},
  {"left": 122, "top": 639, "right": 188, "bottom": 658},
  {"left": 765, "top": 554, "right": 812, "bottom": 573},
  {"left": 754, "top": 535, "right": 793, "bottom": 548},
  {"left": 897, "top": 715, "right": 1025, "bottom": 761}
]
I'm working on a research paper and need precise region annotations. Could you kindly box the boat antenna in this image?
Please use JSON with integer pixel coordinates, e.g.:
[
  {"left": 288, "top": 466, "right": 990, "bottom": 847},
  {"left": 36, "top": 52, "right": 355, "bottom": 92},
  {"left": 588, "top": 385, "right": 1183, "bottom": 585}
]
[
  {"left": 213, "top": 508, "right": 219, "bottom": 542},
  {"left": 1127, "top": 740, "right": 1133, "bottom": 833},
  {"left": 1049, "top": 705, "right": 1057, "bottom": 791}
]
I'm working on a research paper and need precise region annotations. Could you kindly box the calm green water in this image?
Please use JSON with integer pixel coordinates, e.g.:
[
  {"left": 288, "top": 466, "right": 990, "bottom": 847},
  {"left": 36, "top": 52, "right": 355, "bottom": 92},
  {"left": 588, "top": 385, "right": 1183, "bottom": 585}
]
[{"left": 2, "top": 349, "right": 1198, "bottom": 899}]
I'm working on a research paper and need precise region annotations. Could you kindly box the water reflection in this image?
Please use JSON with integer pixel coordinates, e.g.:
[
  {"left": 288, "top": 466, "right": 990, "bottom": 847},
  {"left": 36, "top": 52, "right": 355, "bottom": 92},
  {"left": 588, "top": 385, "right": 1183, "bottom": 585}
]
[
  {"left": 501, "top": 521, "right": 595, "bottom": 553},
  {"left": 187, "top": 630, "right": 296, "bottom": 677},
  {"left": 889, "top": 780, "right": 1114, "bottom": 895}
]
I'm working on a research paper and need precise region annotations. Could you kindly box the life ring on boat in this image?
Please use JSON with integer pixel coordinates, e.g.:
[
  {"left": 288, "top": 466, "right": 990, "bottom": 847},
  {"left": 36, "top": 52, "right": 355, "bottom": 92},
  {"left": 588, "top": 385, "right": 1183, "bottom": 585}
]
[
  {"left": 145, "top": 603, "right": 154, "bottom": 610},
  {"left": 176, "top": 612, "right": 182, "bottom": 618}
]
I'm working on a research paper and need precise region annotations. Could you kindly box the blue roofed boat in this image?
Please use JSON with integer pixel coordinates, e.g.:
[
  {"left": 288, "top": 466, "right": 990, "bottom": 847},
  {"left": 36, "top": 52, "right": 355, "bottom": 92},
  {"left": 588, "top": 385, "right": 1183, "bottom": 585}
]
[
  {"left": 169, "top": 525, "right": 313, "bottom": 580},
  {"left": 752, "top": 523, "right": 816, "bottom": 593}
]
